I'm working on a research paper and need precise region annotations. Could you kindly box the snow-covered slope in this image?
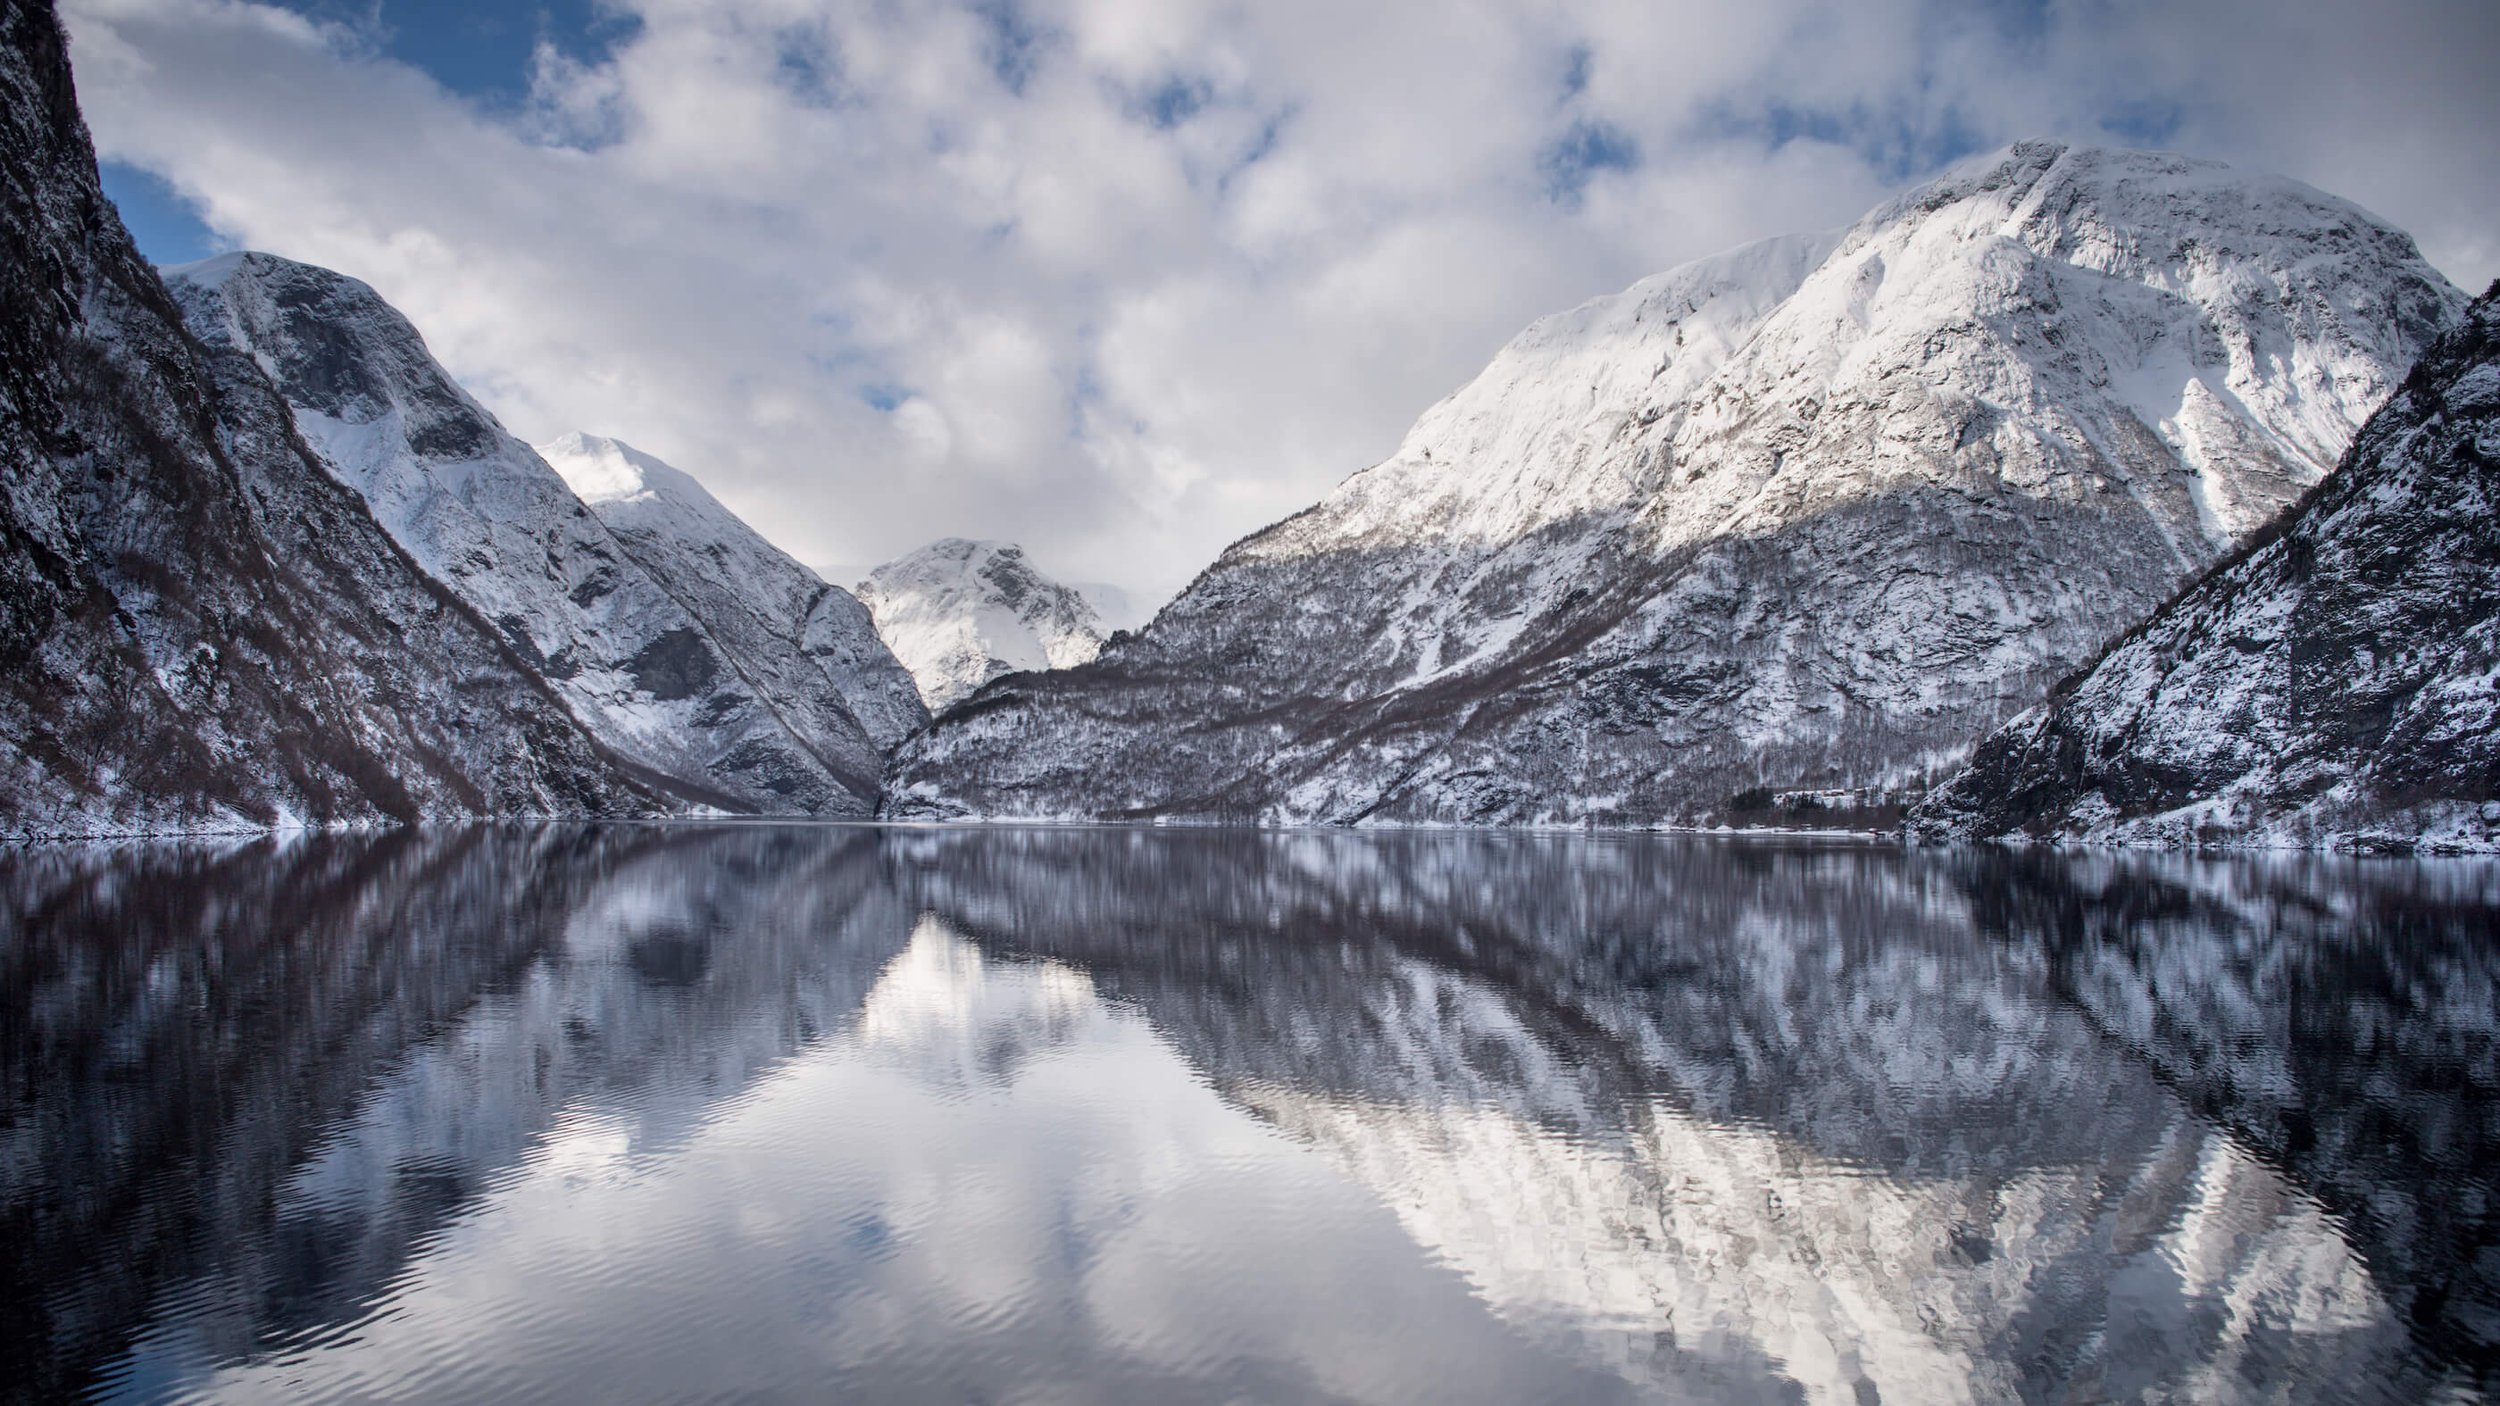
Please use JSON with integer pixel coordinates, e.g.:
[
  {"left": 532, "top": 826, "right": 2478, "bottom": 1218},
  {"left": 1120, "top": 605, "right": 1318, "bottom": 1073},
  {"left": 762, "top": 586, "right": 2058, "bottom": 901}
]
[
  {"left": 887, "top": 143, "right": 2463, "bottom": 826},
  {"left": 1910, "top": 282, "right": 2500, "bottom": 852},
  {"left": 0, "top": 1, "right": 660, "bottom": 837},
  {"left": 165, "top": 256, "right": 903, "bottom": 816},
  {"left": 857, "top": 538, "right": 1113, "bottom": 711},
  {"left": 535, "top": 432, "right": 926, "bottom": 753}
]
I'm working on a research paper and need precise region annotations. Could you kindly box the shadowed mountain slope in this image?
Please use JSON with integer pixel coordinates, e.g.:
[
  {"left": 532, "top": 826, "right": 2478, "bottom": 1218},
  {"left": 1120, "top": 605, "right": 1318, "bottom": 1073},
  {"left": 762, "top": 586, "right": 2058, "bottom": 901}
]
[
  {"left": 0, "top": 1, "right": 662, "bottom": 837},
  {"left": 1911, "top": 281, "right": 2500, "bottom": 851}
]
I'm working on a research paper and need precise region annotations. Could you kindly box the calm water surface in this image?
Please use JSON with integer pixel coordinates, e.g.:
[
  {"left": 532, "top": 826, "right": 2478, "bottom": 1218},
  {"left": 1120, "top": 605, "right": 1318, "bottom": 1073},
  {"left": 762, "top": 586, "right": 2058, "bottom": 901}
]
[{"left": 2, "top": 825, "right": 2495, "bottom": 1403}]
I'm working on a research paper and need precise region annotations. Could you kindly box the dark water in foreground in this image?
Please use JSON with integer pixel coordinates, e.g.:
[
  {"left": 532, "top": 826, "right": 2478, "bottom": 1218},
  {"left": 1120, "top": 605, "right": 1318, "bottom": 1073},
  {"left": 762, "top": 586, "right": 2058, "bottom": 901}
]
[{"left": 1, "top": 827, "right": 2495, "bottom": 1404}]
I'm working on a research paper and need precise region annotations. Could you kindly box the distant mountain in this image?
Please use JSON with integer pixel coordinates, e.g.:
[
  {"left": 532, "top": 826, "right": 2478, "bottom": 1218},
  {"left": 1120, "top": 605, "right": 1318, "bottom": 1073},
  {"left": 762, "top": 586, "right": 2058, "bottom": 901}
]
[
  {"left": 0, "top": 0, "right": 660, "bottom": 837},
  {"left": 857, "top": 539, "right": 1113, "bottom": 712},
  {"left": 886, "top": 142, "right": 2463, "bottom": 826},
  {"left": 535, "top": 432, "right": 926, "bottom": 753},
  {"left": 1909, "top": 282, "right": 2500, "bottom": 852},
  {"left": 165, "top": 254, "right": 910, "bottom": 816}
]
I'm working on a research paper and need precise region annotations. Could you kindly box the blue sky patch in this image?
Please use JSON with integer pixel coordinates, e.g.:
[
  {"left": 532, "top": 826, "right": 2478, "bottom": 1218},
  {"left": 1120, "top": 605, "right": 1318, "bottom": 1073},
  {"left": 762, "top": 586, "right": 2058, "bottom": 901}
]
[
  {"left": 271, "top": 0, "right": 638, "bottom": 107},
  {"left": 99, "top": 161, "right": 228, "bottom": 266},
  {"left": 774, "top": 27, "right": 845, "bottom": 109},
  {"left": 1140, "top": 76, "right": 1211, "bottom": 130},
  {"left": 1696, "top": 99, "right": 1991, "bottom": 184},
  {"left": 2100, "top": 98, "right": 2185, "bottom": 149},
  {"left": 1539, "top": 119, "right": 1638, "bottom": 204},
  {"left": 1558, "top": 45, "right": 1592, "bottom": 103},
  {"left": 972, "top": 0, "right": 1049, "bottom": 96}
]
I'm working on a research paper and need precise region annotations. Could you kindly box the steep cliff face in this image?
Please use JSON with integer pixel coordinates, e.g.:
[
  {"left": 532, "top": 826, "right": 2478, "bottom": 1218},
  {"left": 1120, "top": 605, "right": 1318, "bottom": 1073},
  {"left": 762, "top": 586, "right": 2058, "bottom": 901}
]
[
  {"left": 1911, "top": 284, "right": 2500, "bottom": 852},
  {"left": 886, "top": 143, "right": 2461, "bottom": 826},
  {"left": 857, "top": 538, "right": 1114, "bottom": 711},
  {"left": 165, "top": 257, "right": 899, "bottom": 815},
  {"left": 535, "top": 432, "right": 927, "bottom": 755},
  {"left": 0, "top": 1, "right": 659, "bottom": 837}
]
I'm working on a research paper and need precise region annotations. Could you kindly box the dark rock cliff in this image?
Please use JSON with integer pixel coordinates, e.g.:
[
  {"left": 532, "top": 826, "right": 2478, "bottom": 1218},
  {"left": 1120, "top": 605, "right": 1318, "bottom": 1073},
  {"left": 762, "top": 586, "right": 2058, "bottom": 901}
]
[
  {"left": 1911, "top": 282, "right": 2500, "bottom": 852},
  {"left": 0, "top": 0, "right": 664, "bottom": 836}
]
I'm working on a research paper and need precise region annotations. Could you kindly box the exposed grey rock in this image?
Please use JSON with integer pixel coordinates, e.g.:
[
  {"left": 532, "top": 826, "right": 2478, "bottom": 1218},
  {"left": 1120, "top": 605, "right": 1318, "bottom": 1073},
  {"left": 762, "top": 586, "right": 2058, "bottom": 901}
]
[
  {"left": 1910, "top": 282, "right": 2500, "bottom": 852},
  {"left": 0, "top": 1, "right": 662, "bottom": 838},
  {"left": 165, "top": 258, "right": 902, "bottom": 815}
]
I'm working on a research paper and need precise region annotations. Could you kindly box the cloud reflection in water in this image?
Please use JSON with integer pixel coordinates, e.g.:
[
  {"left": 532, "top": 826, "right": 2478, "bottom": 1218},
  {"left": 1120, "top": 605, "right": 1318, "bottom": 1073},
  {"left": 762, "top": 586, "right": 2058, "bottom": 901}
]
[{"left": 0, "top": 826, "right": 2490, "bottom": 1402}]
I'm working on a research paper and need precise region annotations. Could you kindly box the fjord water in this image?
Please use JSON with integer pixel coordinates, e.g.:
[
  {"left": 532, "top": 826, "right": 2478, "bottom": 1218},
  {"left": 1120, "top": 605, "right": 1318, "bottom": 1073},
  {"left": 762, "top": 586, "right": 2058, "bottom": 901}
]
[{"left": 3, "top": 828, "right": 2493, "bottom": 1403}]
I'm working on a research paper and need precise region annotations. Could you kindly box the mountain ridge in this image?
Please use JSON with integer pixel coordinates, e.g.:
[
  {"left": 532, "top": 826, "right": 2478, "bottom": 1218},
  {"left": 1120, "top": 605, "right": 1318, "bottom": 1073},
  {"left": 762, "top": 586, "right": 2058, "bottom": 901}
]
[
  {"left": 535, "top": 431, "right": 929, "bottom": 755},
  {"left": 164, "top": 252, "right": 912, "bottom": 816},
  {"left": 0, "top": 0, "right": 665, "bottom": 838},
  {"left": 1907, "top": 279, "right": 2500, "bottom": 852},
  {"left": 8, "top": 0, "right": 2482, "bottom": 853},
  {"left": 886, "top": 140, "right": 2464, "bottom": 828}
]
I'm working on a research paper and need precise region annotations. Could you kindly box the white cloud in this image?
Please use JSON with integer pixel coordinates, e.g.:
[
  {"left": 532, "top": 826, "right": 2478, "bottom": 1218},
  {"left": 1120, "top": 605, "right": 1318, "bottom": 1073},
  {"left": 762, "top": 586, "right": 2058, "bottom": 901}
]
[{"left": 61, "top": 0, "right": 2500, "bottom": 599}]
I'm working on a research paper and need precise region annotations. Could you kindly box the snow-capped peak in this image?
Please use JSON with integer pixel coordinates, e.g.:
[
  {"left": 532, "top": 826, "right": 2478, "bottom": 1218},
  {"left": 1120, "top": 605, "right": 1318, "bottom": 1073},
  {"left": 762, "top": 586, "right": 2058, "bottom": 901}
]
[
  {"left": 886, "top": 141, "right": 2466, "bottom": 827},
  {"left": 857, "top": 539, "right": 1112, "bottom": 712}
]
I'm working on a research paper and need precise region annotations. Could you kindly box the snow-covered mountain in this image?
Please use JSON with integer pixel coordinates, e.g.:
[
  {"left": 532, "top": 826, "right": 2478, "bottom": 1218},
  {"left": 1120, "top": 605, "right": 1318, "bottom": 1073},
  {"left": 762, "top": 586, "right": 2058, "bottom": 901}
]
[
  {"left": 0, "top": 1, "right": 660, "bottom": 837},
  {"left": 165, "top": 256, "right": 910, "bottom": 817},
  {"left": 1910, "top": 282, "right": 2500, "bottom": 852},
  {"left": 886, "top": 143, "right": 2463, "bottom": 826},
  {"left": 534, "top": 432, "right": 926, "bottom": 753},
  {"left": 856, "top": 538, "right": 1115, "bottom": 711}
]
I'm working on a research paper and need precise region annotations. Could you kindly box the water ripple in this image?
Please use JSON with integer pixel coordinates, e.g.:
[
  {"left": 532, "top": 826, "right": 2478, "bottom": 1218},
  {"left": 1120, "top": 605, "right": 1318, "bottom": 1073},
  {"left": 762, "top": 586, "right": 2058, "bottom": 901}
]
[{"left": 1, "top": 826, "right": 2490, "bottom": 1402}]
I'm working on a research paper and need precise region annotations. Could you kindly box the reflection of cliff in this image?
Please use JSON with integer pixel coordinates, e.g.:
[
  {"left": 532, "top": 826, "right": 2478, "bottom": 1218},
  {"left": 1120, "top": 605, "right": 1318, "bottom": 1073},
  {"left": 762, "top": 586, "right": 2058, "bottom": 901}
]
[
  {"left": 0, "top": 825, "right": 909, "bottom": 1400},
  {"left": 897, "top": 827, "right": 2487, "bottom": 1401},
  {"left": 1967, "top": 850, "right": 2500, "bottom": 1379},
  {"left": 1, "top": 830, "right": 573, "bottom": 1399},
  {"left": 6, "top": 827, "right": 2490, "bottom": 1402},
  {"left": 170, "top": 909, "right": 1632, "bottom": 1404}
]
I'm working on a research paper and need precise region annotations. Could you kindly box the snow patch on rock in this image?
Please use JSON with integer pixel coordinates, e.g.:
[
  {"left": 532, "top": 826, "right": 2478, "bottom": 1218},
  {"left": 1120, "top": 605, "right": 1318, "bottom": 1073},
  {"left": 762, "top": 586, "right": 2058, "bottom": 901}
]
[{"left": 1911, "top": 282, "right": 2500, "bottom": 852}]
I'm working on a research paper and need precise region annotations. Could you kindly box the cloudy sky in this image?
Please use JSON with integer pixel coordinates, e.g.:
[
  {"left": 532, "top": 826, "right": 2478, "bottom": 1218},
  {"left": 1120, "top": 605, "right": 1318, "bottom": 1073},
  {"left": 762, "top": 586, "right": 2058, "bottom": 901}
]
[{"left": 64, "top": 0, "right": 2500, "bottom": 600}]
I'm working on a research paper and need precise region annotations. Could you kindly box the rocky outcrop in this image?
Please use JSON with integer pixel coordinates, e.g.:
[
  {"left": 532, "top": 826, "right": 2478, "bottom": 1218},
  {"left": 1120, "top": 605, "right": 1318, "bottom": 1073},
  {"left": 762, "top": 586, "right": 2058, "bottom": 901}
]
[
  {"left": 0, "top": 1, "right": 661, "bottom": 837},
  {"left": 1911, "top": 283, "right": 2500, "bottom": 851}
]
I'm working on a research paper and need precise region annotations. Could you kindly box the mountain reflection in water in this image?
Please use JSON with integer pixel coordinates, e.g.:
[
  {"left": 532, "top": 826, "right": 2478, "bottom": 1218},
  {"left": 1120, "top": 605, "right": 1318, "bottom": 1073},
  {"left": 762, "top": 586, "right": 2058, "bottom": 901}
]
[{"left": 0, "top": 826, "right": 2492, "bottom": 1403}]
